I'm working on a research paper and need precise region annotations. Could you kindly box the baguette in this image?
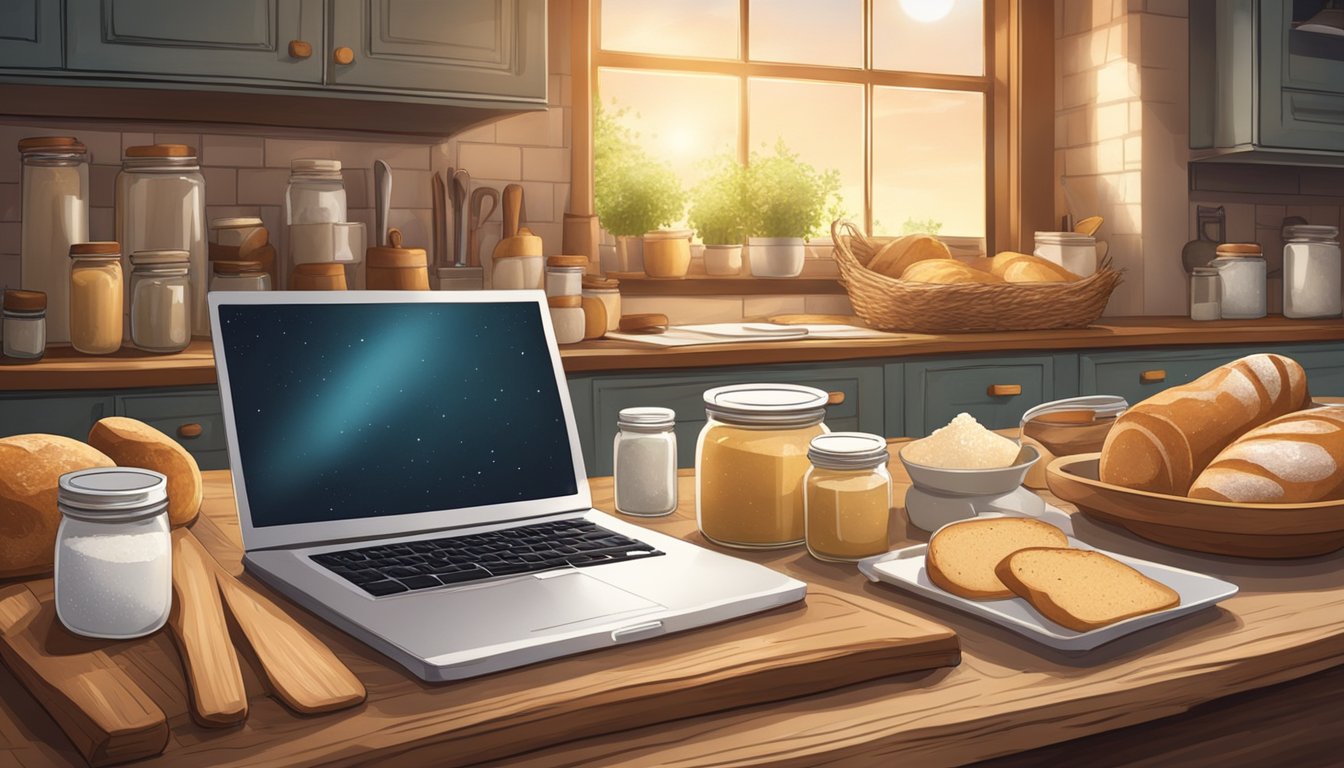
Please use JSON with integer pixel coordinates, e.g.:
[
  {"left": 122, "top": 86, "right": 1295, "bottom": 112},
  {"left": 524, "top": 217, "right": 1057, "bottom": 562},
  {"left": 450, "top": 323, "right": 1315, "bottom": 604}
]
[
  {"left": 1189, "top": 407, "right": 1344, "bottom": 503},
  {"left": 866, "top": 234, "right": 951, "bottom": 278},
  {"left": 1098, "top": 354, "right": 1310, "bottom": 495},
  {"left": 926, "top": 517, "right": 1069, "bottom": 599},
  {"left": 901, "top": 259, "right": 1003, "bottom": 285},
  {"left": 995, "top": 547, "right": 1180, "bottom": 632},
  {"left": 989, "top": 251, "right": 1080, "bottom": 282}
]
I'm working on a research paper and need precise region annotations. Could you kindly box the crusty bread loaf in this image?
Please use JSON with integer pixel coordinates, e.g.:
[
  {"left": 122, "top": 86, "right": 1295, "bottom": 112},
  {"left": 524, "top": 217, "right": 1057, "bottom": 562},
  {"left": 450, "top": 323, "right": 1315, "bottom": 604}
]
[
  {"left": 990, "top": 251, "right": 1080, "bottom": 282},
  {"left": 1099, "top": 354, "right": 1310, "bottom": 496},
  {"left": 88, "top": 417, "right": 203, "bottom": 528},
  {"left": 1188, "top": 407, "right": 1344, "bottom": 503},
  {"left": 926, "top": 518, "right": 1069, "bottom": 599},
  {"left": 995, "top": 547, "right": 1180, "bottom": 632},
  {"left": 0, "top": 435, "right": 115, "bottom": 579},
  {"left": 901, "top": 258, "right": 1004, "bottom": 285},
  {"left": 866, "top": 234, "right": 952, "bottom": 278}
]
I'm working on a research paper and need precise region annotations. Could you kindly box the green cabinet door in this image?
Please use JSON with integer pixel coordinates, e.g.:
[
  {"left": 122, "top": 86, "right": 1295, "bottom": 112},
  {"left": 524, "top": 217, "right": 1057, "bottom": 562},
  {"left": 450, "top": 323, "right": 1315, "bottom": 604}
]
[
  {"left": 904, "top": 354, "right": 1071, "bottom": 437},
  {"left": 1279, "top": 342, "right": 1344, "bottom": 398},
  {"left": 1259, "top": 0, "right": 1344, "bottom": 152},
  {"left": 1080, "top": 346, "right": 1264, "bottom": 404},
  {"left": 66, "top": 0, "right": 323, "bottom": 85},
  {"left": 116, "top": 387, "right": 229, "bottom": 470},
  {"left": 328, "top": 0, "right": 546, "bottom": 102},
  {"left": 0, "top": 392, "right": 113, "bottom": 441},
  {"left": 0, "top": 0, "right": 62, "bottom": 69}
]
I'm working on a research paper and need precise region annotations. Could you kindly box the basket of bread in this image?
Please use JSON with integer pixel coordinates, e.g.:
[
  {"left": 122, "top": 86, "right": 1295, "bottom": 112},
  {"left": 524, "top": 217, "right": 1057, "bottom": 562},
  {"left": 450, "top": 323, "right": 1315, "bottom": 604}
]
[
  {"left": 1045, "top": 353, "right": 1344, "bottom": 559},
  {"left": 830, "top": 219, "right": 1121, "bottom": 333}
]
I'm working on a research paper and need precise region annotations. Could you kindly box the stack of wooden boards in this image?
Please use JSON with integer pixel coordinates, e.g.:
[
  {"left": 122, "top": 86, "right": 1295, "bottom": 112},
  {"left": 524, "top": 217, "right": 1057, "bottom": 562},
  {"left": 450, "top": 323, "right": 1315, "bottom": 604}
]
[{"left": 856, "top": 234, "right": 1082, "bottom": 285}]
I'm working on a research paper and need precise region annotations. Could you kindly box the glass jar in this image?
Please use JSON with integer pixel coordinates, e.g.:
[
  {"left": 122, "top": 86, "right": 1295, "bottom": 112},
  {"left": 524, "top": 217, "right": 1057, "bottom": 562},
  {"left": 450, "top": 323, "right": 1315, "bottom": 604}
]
[
  {"left": 285, "top": 159, "right": 346, "bottom": 225},
  {"left": 1190, "top": 266, "right": 1221, "bottom": 321},
  {"left": 696, "top": 383, "right": 830, "bottom": 549},
  {"left": 2, "top": 289, "right": 47, "bottom": 360},
  {"left": 68, "top": 242, "right": 123, "bottom": 355},
  {"left": 19, "top": 137, "right": 88, "bottom": 344},
  {"left": 805, "top": 432, "right": 892, "bottom": 562},
  {"left": 614, "top": 407, "right": 678, "bottom": 517},
  {"left": 210, "top": 259, "right": 272, "bottom": 291},
  {"left": 582, "top": 275, "right": 621, "bottom": 332},
  {"left": 55, "top": 467, "right": 171, "bottom": 640},
  {"left": 548, "top": 295, "right": 585, "bottom": 344},
  {"left": 130, "top": 250, "right": 192, "bottom": 353},
  {"left": 1210, "top": 243, "right": 1266, "bottom": 319},
  {"left": 545, "top": 255, "right": 588, "bottom": 297},
  {"left": 1283, "top": 224, "right": 1341, "bottom": 319},
  {"left": 116, "top": 144, "right": 207, "bottom": 337}
]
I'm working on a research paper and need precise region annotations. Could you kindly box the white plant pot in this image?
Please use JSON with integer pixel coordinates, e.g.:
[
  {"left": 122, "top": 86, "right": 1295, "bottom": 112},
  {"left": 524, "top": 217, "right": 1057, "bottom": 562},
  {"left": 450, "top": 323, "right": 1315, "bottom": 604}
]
[
  {"left": 703, "top": 244, "right": 743, "bottom": 276},
  {"left": 615, "top": 235, "right": 644, "bottom": 273},
  {"left": 747, "top": 237, "right": 805, "bottom": 278}
]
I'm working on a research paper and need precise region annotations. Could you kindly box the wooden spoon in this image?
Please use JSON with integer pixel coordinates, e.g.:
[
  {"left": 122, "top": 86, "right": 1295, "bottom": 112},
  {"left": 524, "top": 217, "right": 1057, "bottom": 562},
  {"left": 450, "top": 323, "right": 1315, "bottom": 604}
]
[
  {"left": 1074, "top": 215, "right": 1104, "bottom": 237},
  {"left": 168, "top": 529, "right": 248, "bottom": 727}
]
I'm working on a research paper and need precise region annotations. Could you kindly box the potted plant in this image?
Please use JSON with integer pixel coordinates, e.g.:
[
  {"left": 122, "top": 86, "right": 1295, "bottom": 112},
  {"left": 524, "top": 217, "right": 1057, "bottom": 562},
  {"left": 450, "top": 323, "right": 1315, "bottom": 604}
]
[
  {"left": 687, "top": 155, "right": 749, "bottom": 276},
  {"left": 744, "top": 140, "right": 842, "bottom": 278},
  {"left": 593, "top": 99, "right": 686, "bottom": 274}
]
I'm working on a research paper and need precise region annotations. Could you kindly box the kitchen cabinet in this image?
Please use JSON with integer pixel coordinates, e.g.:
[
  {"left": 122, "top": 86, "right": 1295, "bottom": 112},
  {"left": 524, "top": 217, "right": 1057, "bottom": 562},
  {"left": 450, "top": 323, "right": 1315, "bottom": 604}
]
[
  {"left": 901, "top": 354, "right": 1077, "bottom": 438},
  {"left": 1080, "top": 342, "right": 1344, "bottom": 404},
  {"left": 0, "top": 391, "right": 113, "bottom": 441},
  {"left": 0, "top": 0, "right": 62, "bottom": 69}
]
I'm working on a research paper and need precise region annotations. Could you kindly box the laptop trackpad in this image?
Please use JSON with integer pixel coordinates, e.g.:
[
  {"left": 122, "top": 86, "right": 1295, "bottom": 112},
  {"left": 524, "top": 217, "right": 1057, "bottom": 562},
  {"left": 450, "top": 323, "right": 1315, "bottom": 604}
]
[{"left": 518, "top": 572, "right": 662, "bottom": 632}]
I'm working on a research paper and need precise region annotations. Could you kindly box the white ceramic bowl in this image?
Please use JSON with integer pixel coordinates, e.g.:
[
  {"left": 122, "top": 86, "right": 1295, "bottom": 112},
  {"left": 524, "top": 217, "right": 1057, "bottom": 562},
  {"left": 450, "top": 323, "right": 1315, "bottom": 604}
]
[{"left": 899, "top": 444, "right": 1040, "bottom": 497}]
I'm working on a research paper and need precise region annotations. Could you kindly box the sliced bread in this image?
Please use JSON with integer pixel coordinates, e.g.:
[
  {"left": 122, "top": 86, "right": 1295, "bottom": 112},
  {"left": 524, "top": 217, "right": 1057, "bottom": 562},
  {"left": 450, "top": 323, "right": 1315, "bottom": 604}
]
[
  {"left": 926, "top": 518, "right": 1069, "bottom": 599},
  {"left": 995, "top": 547, "right": 1180, "bottom": 632}
]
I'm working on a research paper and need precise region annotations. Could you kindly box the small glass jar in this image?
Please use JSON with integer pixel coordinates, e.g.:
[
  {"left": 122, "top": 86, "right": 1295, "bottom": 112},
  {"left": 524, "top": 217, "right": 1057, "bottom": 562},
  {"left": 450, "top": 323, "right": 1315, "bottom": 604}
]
[
  {"left": 285, "top": 159, "right": 346, "bottom": 225},
  {"left": 130, "top": 250, "right": 192, "bottom": 353},
  {"left": 210, "top": 259, "right": 272, "bottom": 291},
  {"left": 55, "top": 467, "right": 171, "bottom": 640},
  {"left": 545, "top": 255, "right": 588, "bottom": 297},
  {"left": 1190, "top": 265, "right": 1222, "bottom": 321},
  {"left": 68, "top": 242, "right": 123, "bottom": 355},
  {"left": 548, "top": 295, "right": 585, "bottom": 344},
  {"left": 1283, "top": 224, "right": 1341, "bottom": 319},
  {"left": 696, "top": 383, "right": 830, "bottom": 549},
  {"left": 613, "top": 407, "right": 679, "bottom": 517},
  {"left": 1211, "top": 243, "right": 1266, "bottom": 319},
  {"left": 805, "top": 432, "right": 892, "bottom": 562},
  {"left": 20, "top": 136, "right": 88, "bottom": 345},
  {"left": 2, "top": 289, "right": 47, "bottom": 360},
  {"left": 582, "top": 275, "right": 621, "bottom": 332}
]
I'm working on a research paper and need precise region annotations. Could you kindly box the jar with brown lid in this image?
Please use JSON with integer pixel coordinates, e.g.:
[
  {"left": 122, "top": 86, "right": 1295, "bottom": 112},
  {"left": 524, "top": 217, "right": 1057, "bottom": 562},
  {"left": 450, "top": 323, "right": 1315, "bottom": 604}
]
[
  {"left": 3, "top": 289, "right": 47, "bottom": 360},
  {"left": 68, "top": 242, "right": 123, "bottom": 355},
  {"left": 19, "top": 136, "right": 88, "bottom": 345},
  {"left": 129, "top": 250, "right": 191, "bottom": 353},
  {"left": 290, "top": 262, "right": 348, "bottom": 291},
  {"left": 366, "top": 228, "right": 430, "bottom": 290},
  {"left": 545, "top": 254, "right": 588, "bottom": 297},
  {"left": 1210, "top": 242, "right": 1266, "bottom": 319},
  {"left": 210, "top": 260, "right": 271, "bottom": 292},
  {"left": 582, "top": 274, "right": 621, "bottom": 332}
]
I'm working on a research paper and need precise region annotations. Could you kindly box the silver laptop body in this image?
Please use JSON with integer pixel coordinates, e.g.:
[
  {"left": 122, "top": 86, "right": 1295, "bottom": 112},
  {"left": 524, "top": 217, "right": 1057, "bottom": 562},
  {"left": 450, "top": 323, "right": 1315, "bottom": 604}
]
[{"left": 209, "top": 290, "right": 805, "bottom": 681}]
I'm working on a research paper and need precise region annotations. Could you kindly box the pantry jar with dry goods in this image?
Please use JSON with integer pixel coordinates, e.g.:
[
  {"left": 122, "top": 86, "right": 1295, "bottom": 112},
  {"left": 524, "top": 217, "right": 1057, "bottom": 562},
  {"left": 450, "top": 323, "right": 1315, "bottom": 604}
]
[
  {"left": 285, "top": 159, "right": 347, "bottom": 225},
  {"left": 68, "top": 242, "right": 123, "bottom": 355},
  {"left": 696, "top": 383, "right": 830, "bottom": 549},
  {"left": 2, "top": 289, "right": 47, "bottom": 360},
  {"left": 210, "top": 260, "right": 272, "bottom": 292},
  {"left": 613, "top": 407, "right": 678, "bottom": 517},
  {"left": 19, "top": 137, "right": 88, "bottom": 345},
  {"left": 548, "top": 295, "right": 585, "bottom": 344},
  {"left": 804, "top": 432, "right": 892, "bottom": 562},
  {"left": 1210, "top": 243, "right": 1266, "bottom": 319},
  {"left": 1283, "top": 224, "right": 1341, "bottom": 319},
  {"left": 582, "top": 275, "right": 621, "bottom": 332},
  {"left": 129, "top": 250, "right": 192, "bottom": 353},
  {"left": 545, "top": 255, "right": 588, "bottom": 297}
]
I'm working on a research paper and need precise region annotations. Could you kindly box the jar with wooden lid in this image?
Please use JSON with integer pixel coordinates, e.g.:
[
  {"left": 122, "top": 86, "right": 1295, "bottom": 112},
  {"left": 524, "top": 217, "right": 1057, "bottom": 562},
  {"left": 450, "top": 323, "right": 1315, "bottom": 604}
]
[
  {"left": 582, "top": 275, "right": 621, "bottom": 332},
  {"left": 804, "top": 432, "right": 892, "bottom": 562},
  {"left": 696, "top": 383, "right": 831, "bottom": 549},
  {"left": 210, "top": 260, "right": 271, "bottom": 292},
  {"left": 129, "top": 250, "right": 192, "bottom": 353},
  {"left": 366, "top": 229, "right": 430, "bottom": 290},
  {"left": 548, "top": 294, "right": 585, "bottom": 344},
  {"left": 545, "top": 255, "right": 588, "bottom": 297},
  {"left": 3, "top": 289, "right": 47, "bottom": 360},
  {"left": 19, "top": 136, "right": 88, "bottom": 345},
  {"left": 1210, "top": 243, "right": 1266, "bottom": 319},
  {"left": 68, "top": 242, "right": 123, "bottom": 355},
  {"left": 290, "top": 262, "right": 348, "bottom": 291}
]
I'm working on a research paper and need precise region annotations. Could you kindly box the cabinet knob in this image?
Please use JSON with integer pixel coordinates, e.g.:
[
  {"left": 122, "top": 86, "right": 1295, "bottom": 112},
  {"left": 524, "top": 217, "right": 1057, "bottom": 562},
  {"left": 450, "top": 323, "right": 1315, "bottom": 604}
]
[
  {"left": 334, "top": 46, "right": 355, "bottom": 65},
  {"left": 1140, "top": 369, "right": 1167, "bottom": 383},
  {"left": 288, "top": 40, "right": 313, "bottom": 59},
  {"left": 827, "top": 391, "right": 846, "bottom": 406},
  {"left": 177, "top": 423, "right": 203, "bottom": 439},
  {"left": 987, "top": 384, "right": 1022, "bottom": 397}
]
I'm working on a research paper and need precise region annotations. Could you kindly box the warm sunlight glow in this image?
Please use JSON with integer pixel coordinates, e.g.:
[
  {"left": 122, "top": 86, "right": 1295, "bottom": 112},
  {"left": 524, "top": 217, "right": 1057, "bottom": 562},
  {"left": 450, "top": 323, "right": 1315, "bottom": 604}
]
[{"left": 899, "top": 0, "right": 954, "bottom": 23}]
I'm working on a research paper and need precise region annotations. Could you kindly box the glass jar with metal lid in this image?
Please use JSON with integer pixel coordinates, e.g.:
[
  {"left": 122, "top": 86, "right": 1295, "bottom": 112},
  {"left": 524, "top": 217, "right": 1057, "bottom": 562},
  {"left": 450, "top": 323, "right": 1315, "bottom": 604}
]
[
  {"left": 286, "top": 158, "right": 346, "bottom": 225},
  {"left": 1210, "top": 243, "right": 1266, "bottom": 319},
  {"left": 68, "top": 242, "right": 123, "bottom": 355},
  {"left": 1190, "top": 265, "right": 1221, "bottom": 321},
  {"left": 19, "top": 136, "right": 88, "bottom": 345},
  {"left": 210, "top": 259, "right": 272, "bottom": 292},
  {"left": 1283, "top": 224, "right": 1341, "bottom": 319},
  {"left": 696, "top": 383, "right": 831, "bottom": 549},
  {"left": 545, "top": 255, "right": 588, "bottom": 297},
  {"left": 129, "top": 249, "right": 192, "bottom": 353},
  {"left": 2, "top": 289, "right": 47, "bottom": 360},
  {"left": 614, "top": 407, "right": 679, "bottom": 517},
  {"left": 55, "top": 467, "right": 171, "bottom": 640},
  {"left": 804, "top": 432, "right": 892, "bottom": 562}
]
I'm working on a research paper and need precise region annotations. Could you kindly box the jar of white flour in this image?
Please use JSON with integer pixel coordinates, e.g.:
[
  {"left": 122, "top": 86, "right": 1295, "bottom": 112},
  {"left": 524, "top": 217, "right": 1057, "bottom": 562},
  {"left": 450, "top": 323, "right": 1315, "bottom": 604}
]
[
  {"left": 55, "top": 468, "right": 171, "bottom": 640},
  {"left": 613, "top": 407, "right": 678, "bottom": 517}
]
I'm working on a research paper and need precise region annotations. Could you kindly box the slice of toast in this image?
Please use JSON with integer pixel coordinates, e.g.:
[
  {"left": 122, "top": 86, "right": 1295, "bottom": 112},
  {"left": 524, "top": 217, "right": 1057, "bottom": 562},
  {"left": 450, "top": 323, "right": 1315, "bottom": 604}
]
[
  {"left": 926, "top": 518, "right": 1069, "bottom": 600},
  {"left": 995, "top": 547, "right": 1180, "bottom": 632}
]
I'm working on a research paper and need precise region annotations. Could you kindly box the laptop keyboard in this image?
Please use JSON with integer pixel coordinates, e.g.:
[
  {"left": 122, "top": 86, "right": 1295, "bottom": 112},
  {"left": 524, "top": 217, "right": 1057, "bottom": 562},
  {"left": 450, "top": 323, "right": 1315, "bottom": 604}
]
[{"left": 310, "top": 519, "right": 666, "bottom": 597}]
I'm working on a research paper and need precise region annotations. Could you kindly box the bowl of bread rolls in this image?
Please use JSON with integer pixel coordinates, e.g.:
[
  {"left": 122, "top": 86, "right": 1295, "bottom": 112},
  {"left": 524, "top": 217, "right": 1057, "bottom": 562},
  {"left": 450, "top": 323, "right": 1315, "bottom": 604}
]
[
  {"left": 830, "top": 219, "right": 1122, "bottom": 334},
  {"left": 1045, "top": 353, "right": 1344, "bottom": 558}
]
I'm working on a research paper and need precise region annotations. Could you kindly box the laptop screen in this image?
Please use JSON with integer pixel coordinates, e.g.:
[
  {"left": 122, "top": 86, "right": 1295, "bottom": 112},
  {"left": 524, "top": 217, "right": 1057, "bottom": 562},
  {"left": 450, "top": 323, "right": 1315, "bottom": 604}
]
[{"left": 216, "top": 300, "right": 579, "bottom": 528}]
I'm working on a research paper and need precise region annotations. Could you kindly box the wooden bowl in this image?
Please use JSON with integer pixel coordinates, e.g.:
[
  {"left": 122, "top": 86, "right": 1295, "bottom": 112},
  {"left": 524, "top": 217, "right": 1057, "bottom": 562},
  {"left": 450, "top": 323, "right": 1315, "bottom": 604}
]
[{"left": 1045, "top": 453, "right": 1344, "bottom": 559}]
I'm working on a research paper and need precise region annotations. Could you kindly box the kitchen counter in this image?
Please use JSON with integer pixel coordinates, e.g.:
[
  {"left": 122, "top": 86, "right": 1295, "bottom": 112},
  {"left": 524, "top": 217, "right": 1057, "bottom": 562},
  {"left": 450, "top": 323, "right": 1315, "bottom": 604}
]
[
  {"left": 4, "top": 445, "right": 1342, "bottom": 766},
  {"left": 3, "top": 316, "right": 1343, "bottom": 390}
]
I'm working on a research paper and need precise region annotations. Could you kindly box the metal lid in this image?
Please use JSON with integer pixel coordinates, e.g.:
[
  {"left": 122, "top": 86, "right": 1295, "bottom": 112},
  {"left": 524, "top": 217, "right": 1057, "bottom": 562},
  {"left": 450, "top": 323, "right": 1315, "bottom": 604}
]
[
  {"left": 212, "top": 259, "right": 265, "bottom": 275},
  {"left": 131, "top": 249, "right": 190, "bottom": 266},
  {"left": 703, "top": 383, "right": 829, "bottom": 426},
  {"left": 58, "top": 467, "right": 168, "bottom": 514},
  {"left": 18, "top": 136, "right": 87, "bottom": 154},
  {"left": 1192, "top": 266, "right": 1220, "bottom": 276},
  {"left": 618, "top": 406, "right": 676, "bottom": 429},
  {"left": 808, "top": 432, "right": 889, "bottom": 469},
  {"left": 291, "top": 158, "right": 342, "bottom": 173},
  {"left": 124, "top": 143, "right": 195, "bottom": 159},
  {"left": 1215, "top": 242, "right": 1262, "bottom": 257},
  {"left": 69, "top": 241, "right": 121, "bottom": 257},
  {"left": 1285, "top": 224, "right": 1339, "bottom": 243},
  {"left": 210, "top": 216, "right": 264, "bottom": 229}
]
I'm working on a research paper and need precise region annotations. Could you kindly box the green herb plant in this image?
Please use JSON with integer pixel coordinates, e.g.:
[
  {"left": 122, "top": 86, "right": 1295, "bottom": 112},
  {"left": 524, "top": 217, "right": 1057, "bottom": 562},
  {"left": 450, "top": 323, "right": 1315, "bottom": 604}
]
[
  {"left": 592, "top": 99, "right": 685, "bottom": 237},
  {"left": 686, "top": 154, "right": 749, "bottom": 246},
  {"left": 744, "top": 140, "right": 843, "bottom": 240}
]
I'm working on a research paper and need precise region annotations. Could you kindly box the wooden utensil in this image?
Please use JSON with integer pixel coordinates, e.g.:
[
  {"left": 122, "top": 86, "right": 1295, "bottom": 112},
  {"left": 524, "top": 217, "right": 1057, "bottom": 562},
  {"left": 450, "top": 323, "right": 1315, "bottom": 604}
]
[
  {"left": 502, "top": 183, "right": 525, "bottom": 240},
  {"left": 0, "top": 585, "right": 169, "bottom": 766},
  {"left": 618, "top": 313, "right": 669, "bottom": 334},
  {"left": 468, "top": 186, "right": 499, "bottom": 267},
  {"left": 168, "top": 528, "right": 248, "bottom": 728},
  {"left": 1073, "top": 215, "right": 1104, "bottom": 237}
]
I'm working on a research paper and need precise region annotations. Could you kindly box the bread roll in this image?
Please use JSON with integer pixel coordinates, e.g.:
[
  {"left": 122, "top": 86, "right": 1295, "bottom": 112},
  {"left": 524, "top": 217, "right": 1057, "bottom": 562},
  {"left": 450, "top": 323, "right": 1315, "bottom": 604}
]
[
  {"left": 88, "top": 417, "right": 203, "bottom": 528},
  {"left": 866, "top": 234, "right": 952, "bottom": 278},
  {"left": 990, "top": 252, "right": 1080, "bottom": 282},
  {"left": 1189, "top": 407, "right": 1344, "bottom": 503},
  {"left": 0, "top": 435, "right": 115, "bottom": 579},
  {"left": 1099, "top": 354, "right": 1311, "bottom": 496},
  {"left": 900, "top": 259, "right": 1003, "bottom": 285}
]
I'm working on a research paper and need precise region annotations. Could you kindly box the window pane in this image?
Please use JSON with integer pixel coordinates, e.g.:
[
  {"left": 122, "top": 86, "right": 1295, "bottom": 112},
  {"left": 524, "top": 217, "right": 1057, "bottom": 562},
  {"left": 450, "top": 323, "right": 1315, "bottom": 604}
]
[
  {"left": 748, "top": 0, "right": 863, "bottom": 68},
  {"left": 748, "top": 78, "right": 863, "bottom": 228},
  {"left": 872, "top": 87, "right": 985, "bottom": 237},
  {"left": 601, "top": 0, "right": 739, "bottom": 59},
  {"left": 873, "top": 0, "right": 985, "bottom": 76}
]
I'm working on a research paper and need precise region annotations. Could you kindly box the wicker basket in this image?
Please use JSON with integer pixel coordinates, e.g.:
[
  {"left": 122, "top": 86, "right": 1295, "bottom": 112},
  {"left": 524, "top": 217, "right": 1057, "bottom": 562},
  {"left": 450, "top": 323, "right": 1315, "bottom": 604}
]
[{"left": 831, "top": 220, "right": 1122, "bottom": 333}]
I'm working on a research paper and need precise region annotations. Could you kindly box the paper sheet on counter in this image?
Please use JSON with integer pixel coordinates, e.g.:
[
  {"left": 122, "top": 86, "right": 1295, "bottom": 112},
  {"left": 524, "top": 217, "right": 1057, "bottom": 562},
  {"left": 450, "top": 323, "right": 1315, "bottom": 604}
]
[{"left": 606, "top": 323, "right": 903, "bottom": 347}]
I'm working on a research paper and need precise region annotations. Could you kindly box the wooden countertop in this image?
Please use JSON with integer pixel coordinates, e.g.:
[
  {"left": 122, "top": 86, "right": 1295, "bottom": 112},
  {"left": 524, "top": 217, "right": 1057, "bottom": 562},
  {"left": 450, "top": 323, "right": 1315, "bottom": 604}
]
[
  {"left": 4, "top": 316, "right": 1343, "bottom": 391},
  {"left": 5, "top": 442, "right": 1342, "bottom": 766}
]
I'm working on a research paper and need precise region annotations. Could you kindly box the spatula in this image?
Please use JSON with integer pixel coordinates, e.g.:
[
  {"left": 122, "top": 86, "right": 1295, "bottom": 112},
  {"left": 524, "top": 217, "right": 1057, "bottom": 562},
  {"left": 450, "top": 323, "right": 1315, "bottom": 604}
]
[{"left": 168, "top": 528, "right": 248, "bottom": 727}]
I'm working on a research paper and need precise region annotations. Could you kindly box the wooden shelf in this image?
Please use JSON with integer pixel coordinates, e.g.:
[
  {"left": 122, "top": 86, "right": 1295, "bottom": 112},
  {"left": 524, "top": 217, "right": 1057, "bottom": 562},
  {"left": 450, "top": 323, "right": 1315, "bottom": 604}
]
[{"left": 612, "top": 274, "right": 846, "bottom": 296}]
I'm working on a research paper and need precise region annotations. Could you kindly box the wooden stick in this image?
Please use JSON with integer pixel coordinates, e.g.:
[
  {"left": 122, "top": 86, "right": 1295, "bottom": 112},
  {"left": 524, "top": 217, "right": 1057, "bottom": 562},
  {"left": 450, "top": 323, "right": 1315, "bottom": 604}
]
[{"left": 168, "top": 529, "right": 248, "bottom": 727}]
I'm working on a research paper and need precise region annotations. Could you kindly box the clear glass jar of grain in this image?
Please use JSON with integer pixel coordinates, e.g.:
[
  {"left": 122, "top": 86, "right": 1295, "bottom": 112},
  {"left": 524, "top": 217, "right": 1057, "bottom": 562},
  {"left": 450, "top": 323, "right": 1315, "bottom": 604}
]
[
  {"left": 68, "top": 242, "right": 123, "bottom": 355},
  {"left": 804, "top": 433, "right": 892, "bottom": 562},
  {"left": 19, "top": 136, "right": 88, "bottom": 344},
  {"left": 129, "top": 250, "right": 192, "bottom": 353},
  {"left": 614, "top": 407, "right": 678, "bottom": 517}
]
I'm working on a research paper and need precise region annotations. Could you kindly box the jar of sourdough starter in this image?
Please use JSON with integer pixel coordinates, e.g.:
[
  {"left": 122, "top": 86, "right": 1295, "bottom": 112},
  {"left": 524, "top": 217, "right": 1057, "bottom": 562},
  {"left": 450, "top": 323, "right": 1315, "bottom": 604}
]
[
  {"left": 614, "top": 407, "right": 678, "bottom": 517},
  {"left": 68, "top": 242, "right": 123, "bottom": 355},
  {"left": 129, "top": 250, "right": 192, "bottom": 353},
  {"left": 696, "top": 384, "right": 829, "bottom": 549},
  {"left": 804, "top": 432, "right": 892, "bottom": 562}
]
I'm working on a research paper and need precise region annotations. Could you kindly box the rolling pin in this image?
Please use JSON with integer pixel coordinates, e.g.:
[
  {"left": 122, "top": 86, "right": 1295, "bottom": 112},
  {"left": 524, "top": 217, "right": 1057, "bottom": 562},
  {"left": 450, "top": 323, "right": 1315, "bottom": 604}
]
[
  {"left": 168, "top": 529, "right": 248, "bottom": 727},
  {"left": 502, "top": 183, "right": 525, "bottom": 240}
]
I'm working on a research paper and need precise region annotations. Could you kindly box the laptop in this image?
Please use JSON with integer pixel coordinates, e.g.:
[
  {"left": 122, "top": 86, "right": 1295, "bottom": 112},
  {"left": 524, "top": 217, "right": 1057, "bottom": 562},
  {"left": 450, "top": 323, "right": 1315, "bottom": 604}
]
[{"left": 208, "top": 290, "right": 806, "bottom": 681}]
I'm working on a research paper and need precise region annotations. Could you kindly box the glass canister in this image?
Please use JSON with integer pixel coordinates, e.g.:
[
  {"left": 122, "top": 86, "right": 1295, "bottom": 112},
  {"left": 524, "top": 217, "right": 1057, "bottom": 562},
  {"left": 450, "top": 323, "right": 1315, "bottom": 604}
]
[
  {"left": 1190, "top": 266, "right": 1221, "bottom": 321},
  {"left": 2, "top": 289, "right": 47, "bottom": 360},
  {"left": 68, "top": 242, "right": 123, "bottom": 355},
  {"left": 19, "top": 137, "right": 88, "bottom": 344},
  {"left": 696, "top": 383, "right": 830, "bottom": 549},
  {"left": 1283, "top": 224, "right": 1341, "bottom": 319},
  {"left": 115, "top": 144, "right": 207, "bottom": 337},
  {"left": 210, "top": 260, "right": 272, "bottom": 291},
  {"left": 582, "top": 275, "right": 621, "bottom": 332},
  {"left": 129, "top": 250, "right": 192, "bottom": 353},
  {"left": 285, "top": 158, "right": 346, "bottom": 225},
  {"left": 1210, "top": 243, "right": 1266, "bottom": 319},
  {"left": 804, "top": 432, "right": 892, "bottom": 562},
  {"left": 614, "top": 407, "right": 678, "bottom": 517},
  {"left": 55, "top": 467, "right": 171, "bottom": 640},
  {"left": 545, "top": 255, "right": 588, "bottom": 297},
  {"left": 548, "top": 295, "right": 585, "bottom": 344}
]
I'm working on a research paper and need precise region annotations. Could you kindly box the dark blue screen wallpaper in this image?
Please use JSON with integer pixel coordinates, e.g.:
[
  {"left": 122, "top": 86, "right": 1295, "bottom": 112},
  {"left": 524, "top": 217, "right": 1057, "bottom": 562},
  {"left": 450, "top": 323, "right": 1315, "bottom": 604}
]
[{"left": 218, "top": 301, "right": 579, "bottom": 528}]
